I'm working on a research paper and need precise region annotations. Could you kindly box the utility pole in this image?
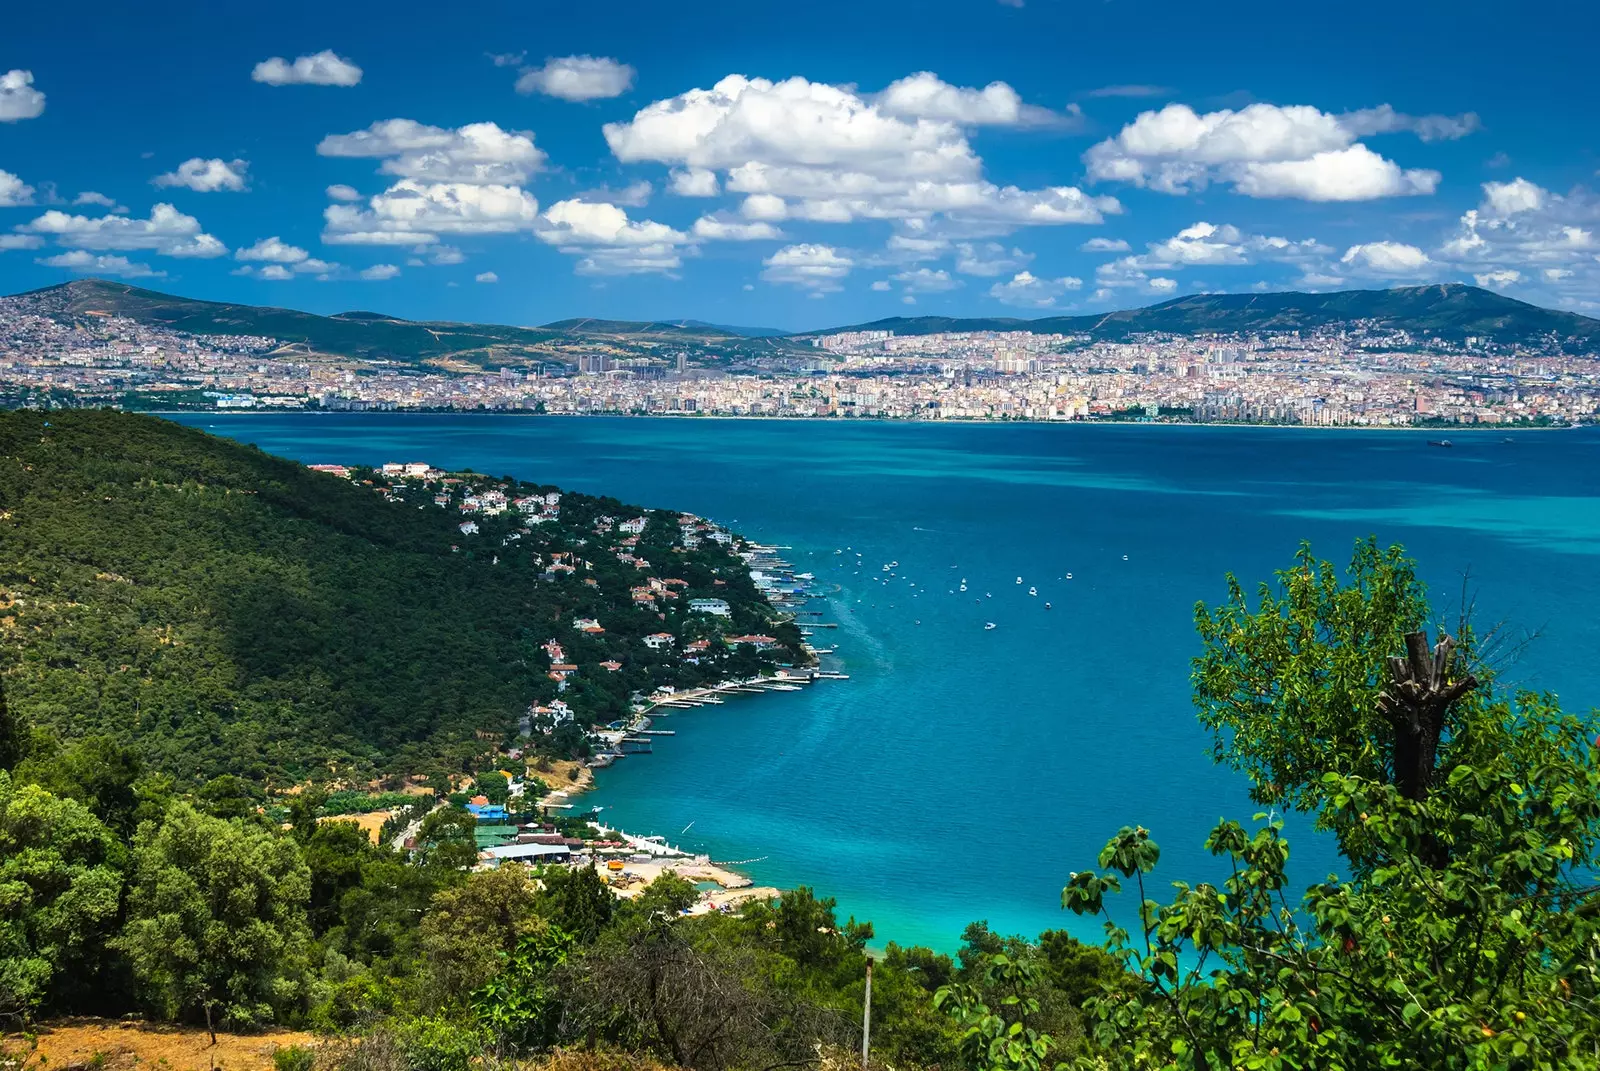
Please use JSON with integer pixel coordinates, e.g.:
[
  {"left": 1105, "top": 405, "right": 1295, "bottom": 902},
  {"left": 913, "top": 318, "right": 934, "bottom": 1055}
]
[{"left": 861, "top": 955, "right": 874, "bottom": 1070}]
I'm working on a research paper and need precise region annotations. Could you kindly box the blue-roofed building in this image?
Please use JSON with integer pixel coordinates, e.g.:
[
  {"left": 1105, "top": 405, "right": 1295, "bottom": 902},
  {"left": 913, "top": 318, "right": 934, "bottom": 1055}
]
[{"left": 466, "top": 803, "right": 510, "bottom": 821}]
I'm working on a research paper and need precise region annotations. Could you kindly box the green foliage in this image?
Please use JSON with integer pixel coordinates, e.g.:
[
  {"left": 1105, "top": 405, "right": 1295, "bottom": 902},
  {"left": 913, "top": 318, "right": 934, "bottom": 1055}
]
[
  {"left": 470, "top": 925, "right": 573, "bottom": 1050},
  {"left": 472, "top": 772, "right": 509, "bottom": 807},
  {"left": 116, "top": 802, "right": 311, "bottom": 1028},
  {"left": 396, "top": 1015, "right": 490, "bottom": 1071},
  {"left": 0, "top": 410, "right": 794, "bottom": 783},
  {"left": 419, "top": 865, "right": 545, "bottom": 1007},
  {"left": 0, "top": 771, "right": 123, "bottom": 1016},
  {"left": 12, "top": 734, "right": 144, "bottom": 836},
  {"left": 935, "top": 955, "right": 1057, "bottom": 1071},
  {"left": 538, "top": 865, "right": 614, "bottom": 944},
  {"left": 272, "top": 1045, "right": 316, "bottom": 1071},
  {"left": 1192, "top": 538, "right": 1432, "bottom": 811},
  {"left": 415, "top": 807, "right": 477, "bottom": 872},
  {"left": 1067, "top": 541, "right": 1600, "bottom": 1069}
]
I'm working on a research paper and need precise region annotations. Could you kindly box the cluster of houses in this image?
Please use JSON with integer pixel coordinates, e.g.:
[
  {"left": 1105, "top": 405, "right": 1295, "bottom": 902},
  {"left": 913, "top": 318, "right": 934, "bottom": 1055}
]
[{"left": 311, "top": 459, "right": 796, "bottom": 745}]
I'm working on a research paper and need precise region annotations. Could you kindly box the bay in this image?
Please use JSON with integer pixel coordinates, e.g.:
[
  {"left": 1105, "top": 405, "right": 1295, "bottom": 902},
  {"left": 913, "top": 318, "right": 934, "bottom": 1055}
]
[{"left": 174, "top": 414, "right": 1600, "bottom": 951}]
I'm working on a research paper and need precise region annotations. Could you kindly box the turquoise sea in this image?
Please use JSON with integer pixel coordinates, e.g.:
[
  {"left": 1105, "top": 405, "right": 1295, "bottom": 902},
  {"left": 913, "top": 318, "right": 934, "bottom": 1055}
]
[{"left": 175, "top": 415, "right": 1600, "bottom": 951}]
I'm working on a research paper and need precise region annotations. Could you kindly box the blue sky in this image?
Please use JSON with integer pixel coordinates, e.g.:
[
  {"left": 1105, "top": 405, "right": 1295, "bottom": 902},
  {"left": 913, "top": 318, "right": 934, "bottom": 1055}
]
[{"left": 2, "top": 0, "right": 1597, "bottom": 330}]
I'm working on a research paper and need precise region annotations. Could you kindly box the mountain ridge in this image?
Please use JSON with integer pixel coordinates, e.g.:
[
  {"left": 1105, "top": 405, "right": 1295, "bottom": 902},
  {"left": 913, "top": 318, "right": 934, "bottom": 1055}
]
[
  {"left": 810, "top": 284, "right": 1600, "bottom": 347},
  {"left": 9, "top": 278, "right": 1599, "bottom": 353}
]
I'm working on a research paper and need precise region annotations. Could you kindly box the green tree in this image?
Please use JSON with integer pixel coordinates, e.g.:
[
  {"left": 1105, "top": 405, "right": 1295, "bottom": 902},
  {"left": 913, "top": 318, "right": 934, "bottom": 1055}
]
[
  {"left": 1062, "top": 542, "right": 1600, "bottom": 1069},
  {"left": 473, "top": 771, "right": 510, "bottom": 806},
  {"left": 420, "top": 864, "right": 544, "bottom": 1006},
  {"left": 0, "top": 684, "right": 25, "bottom": 773},
  {"left": 416, "top": 806, "right": 478, "bottom": 872},
  {"left": 301, "top": 818, "right": 377, "bottom": 936},
  {"left": 0, "top": 771, "right": 124, "bottom": 1017},
  {"left": 538, "top": 864, "right": 614, "bottom": 943},
  {"left": 470, "top": 925, "right": 574, "bottom": 1051},
  {"left": 935, "top": 954, "right": 1058, "bottom": 1071},
  {"left": 116, "top": 802, "right": 312, "bottom": 1031}
]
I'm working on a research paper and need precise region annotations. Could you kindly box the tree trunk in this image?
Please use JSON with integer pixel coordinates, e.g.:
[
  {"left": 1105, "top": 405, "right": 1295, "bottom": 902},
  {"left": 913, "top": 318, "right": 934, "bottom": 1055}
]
[{"left": 1377, "top": 630, "right": 1477, "bottom": 802}]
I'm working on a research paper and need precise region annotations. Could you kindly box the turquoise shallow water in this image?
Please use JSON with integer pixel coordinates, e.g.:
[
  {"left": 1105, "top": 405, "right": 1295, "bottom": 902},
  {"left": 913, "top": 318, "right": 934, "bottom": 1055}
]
[{"left": 175, "top": 415, "right": 1600, "bottom": 951}]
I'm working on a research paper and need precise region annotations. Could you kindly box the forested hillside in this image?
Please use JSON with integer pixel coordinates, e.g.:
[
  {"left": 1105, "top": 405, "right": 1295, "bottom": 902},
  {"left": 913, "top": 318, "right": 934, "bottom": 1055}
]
[{"left": 0, "top": 411, "right": 798, "bottom": 783}]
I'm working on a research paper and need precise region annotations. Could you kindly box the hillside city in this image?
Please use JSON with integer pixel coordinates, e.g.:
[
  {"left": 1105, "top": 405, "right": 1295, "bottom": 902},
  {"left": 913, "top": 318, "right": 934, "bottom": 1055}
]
[{"left": 3, "top": 287, "right": 1598, "bottom": 426}]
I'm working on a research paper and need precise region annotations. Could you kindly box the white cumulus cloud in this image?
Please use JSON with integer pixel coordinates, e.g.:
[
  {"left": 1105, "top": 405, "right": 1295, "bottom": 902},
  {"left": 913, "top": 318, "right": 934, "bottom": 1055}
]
[
  {"left": 360, "top": 263, "right": 400, "bottom": 280},
  {"left": 1338, "top": 104, "right": 1481, "bottom": 143},
  {"left": 73, "top": 191, "right": 124, "bottom": 211},
  {"left": 669, "top": 168, "right": 720, "bottom": 197},
  {"left": 476, "top": 271, "right": 498, "bottom": 283},
  {"left": 0, "top": 235, "right": 44, "bottom": 251},
  {"left": 1473, "top": 269, "right": 1521, "bottom": 289},
  {"left": 761, "top": 243, "right": 853, "bottom": 291},
  {"left": 153, "top": 158, "right": 250, "bottom": 193},
  {"left": 691, "top": 215, "right": 783, "bottom": 241},
  {"left": 252, "top": 50, "right": 362, "bottom": 87},
  {"left": 319, "top": 119, "right": 546, "bottom": 185},
  {"left": 0, "top": 169, "right": 35, "bottom": 207},
  {"left": 891, "top": 267, "right": 962, "bottom": 292},
  {"left": 236, "top": 236, "right": 308, "bottom": 263},
  {"left": 0, "top": 70, "right": 45, "bottom": 122},
  {"left": 954, "top": 241, "right": 1033, "bottom": 276},
  {"left": 536, "top": 198, "right": 689, "bottom": 275},
  {"left": 20, "top": 203, "right": 227, "bottom": 257},
  {"left": 516, "top": 56, "right": 635, "bottom": 101},
  {"left": 1341, "top": 241, "right": 1432, "bottom": 276},
  {"left": 326, "top": 184, "right": 362, "bottom": 201},
  {"left": 1230, "top": 145, "right": 1438, "bottom": 201},
  {"left": 876, "top": 71, "right": 1064, "bottom": 127},
  {"left": 1085, "top": 102, "right": 1443, "bottom": 201},
  {"left": 604, "top": 73, "right": 1118, "bottom": 228},
  {"left": 988, "top": 270, "right": 1082, "bottom": 307},
  {"left": 38, "top": 251, "right": 164, "bottom": 278},
  {"left": 323, "top": 181, "right": 541, "bottom": 245},
  {"left": 1432, "top": 177, "right": 1600, "bottom": 303}
]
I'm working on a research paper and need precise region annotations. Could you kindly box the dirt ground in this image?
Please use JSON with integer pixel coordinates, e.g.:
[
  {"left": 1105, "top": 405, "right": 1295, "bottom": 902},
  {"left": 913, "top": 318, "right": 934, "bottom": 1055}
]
[
  {"left": 530, "top": 758, "right": 593, "bottom": 801},
  {"left": 5, "top": 1018, "right": 317, "bottom": 1071},
  {"left": 317, "top": 810, "right": 392, "bottom": 844}
]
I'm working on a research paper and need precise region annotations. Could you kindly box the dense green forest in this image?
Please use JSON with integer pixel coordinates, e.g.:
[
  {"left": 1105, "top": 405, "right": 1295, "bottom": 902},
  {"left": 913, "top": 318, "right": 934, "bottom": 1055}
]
[
  {"left": 1, "top": 414, "right": 1597, "bottom": 1069},
  {"left": 0, "top": 411, "right": 800, "bottom": 784}
]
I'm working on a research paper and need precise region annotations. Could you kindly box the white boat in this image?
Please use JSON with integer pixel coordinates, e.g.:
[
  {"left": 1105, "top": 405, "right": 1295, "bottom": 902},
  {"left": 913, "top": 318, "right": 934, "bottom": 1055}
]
[
  {"left": 959, "top": 583, "right": 967, "bottom": 591},
  {"left": 1028, "top": 587, "right": 1037, "bottom": 596},
  {"left": 984, "top": 622, "right": 997, "bottom": 630},
  {"left": 1015, "top": 576, "right": 1022, "bottom": 584},
  {"left": 1122, "top": 555, "right": 1129, "bottom": 561},
  {"left": 1066, "top": 572, "right": 1073, "bottom": 580}
]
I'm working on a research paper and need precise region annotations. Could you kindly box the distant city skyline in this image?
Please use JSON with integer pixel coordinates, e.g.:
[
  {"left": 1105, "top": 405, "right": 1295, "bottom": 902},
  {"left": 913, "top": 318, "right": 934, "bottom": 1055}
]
[{"left": 2, "top": 0, "right": 1597, "bottom": 329}]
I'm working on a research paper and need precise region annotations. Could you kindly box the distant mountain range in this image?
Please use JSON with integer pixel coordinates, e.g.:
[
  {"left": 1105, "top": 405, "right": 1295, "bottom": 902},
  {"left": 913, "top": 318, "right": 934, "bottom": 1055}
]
[
  {"left": 814, "top": 285, "right": 1600, "bottom": 349},
  {"left": 8, "top": 279, "right": 1598, "bottom": 360}
]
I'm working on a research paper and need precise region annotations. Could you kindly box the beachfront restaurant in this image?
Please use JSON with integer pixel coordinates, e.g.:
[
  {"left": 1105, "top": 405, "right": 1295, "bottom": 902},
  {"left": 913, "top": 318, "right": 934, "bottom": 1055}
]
[{"left": 480, "top": 841, "right": 574, "bottom": 867}]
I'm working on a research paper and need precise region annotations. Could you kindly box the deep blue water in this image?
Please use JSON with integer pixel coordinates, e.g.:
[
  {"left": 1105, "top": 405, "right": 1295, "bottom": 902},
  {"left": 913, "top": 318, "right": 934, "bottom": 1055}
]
[{"left": 173, "top": 414, "right": 1600, "bottom": 951}]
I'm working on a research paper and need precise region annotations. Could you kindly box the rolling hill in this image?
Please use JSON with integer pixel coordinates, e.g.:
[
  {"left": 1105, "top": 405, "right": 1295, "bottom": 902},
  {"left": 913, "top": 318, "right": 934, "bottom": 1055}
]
[
  {"left": 0, "top": 410, "right": 794, "bottom": 781},
  {"left": 816, "top": 284, "right": 1600, "bottom": 349},
  {"left": 12, "top": 278, "right": 563, "bottom": 366},
  {"left": 11, "top": 279, "right": 1599, "bottom": 357}
]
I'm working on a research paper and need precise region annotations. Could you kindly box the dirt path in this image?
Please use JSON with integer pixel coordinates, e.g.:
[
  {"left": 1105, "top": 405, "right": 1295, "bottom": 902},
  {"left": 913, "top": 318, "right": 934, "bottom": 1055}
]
[{"left": 5, "top": 1018, "right": 316, "bottom": 1071}]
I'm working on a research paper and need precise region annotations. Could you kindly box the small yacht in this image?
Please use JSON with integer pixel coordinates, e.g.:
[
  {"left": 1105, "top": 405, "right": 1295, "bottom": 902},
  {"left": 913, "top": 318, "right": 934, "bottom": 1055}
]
[
  {"left": 1044, "top": 602, "right": 1052, "bottom": 610},
  {"left": 1015, "top": 576, "right": 1022, "bottom": 584},
  {"left": 1122, "top": 555, "right": 1129, "bottom": 561},
  {"left": 984, "top": 622, "right": 997, "bottom": 630},
  {"left": 959, "top": 583, "right": 967, "bottom": 591},
  {"left": 1028, "top": 586, "right": 1037, "bottom": 596},
  {"left": 1065, "top": 572, "right": 1073, "bottom": 580}
]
